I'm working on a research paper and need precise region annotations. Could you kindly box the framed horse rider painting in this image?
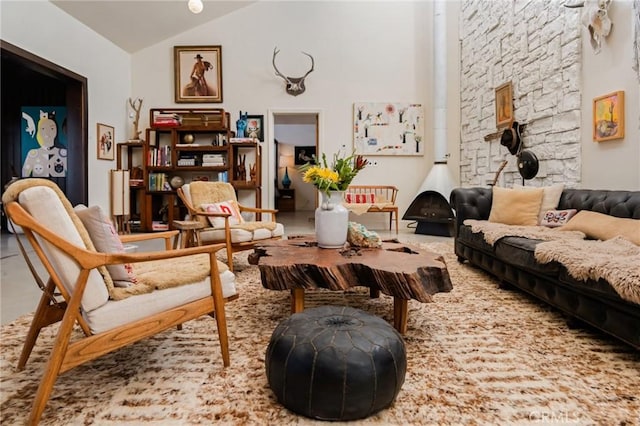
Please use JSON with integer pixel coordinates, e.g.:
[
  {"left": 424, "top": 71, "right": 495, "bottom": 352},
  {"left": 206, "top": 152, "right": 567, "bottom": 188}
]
[{"left": 174, "top": 45, "right": 223, "bottom": 103}]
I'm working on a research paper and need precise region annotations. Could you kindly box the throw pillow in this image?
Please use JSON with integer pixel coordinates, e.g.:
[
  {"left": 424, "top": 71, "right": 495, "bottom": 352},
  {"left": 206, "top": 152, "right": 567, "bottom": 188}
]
[
  {"left": 560, "top": 210, "right": 640, "bottom": 245},
  {"left": 201, "top": 200, "right": 244, "bottom": 228},
  {"left": 540, "top": 209, "right": 578, "bottom": 228},
  {"left": 345, "top": 193, "right": 375, "bottom": 203},
  {"left": 513, "top": 183, "right": 564, "bottom": 224},
  {"left": 488, "top": 186, "right": 544, "bottom": 226},
  {"left": 74, "top": 205, "right": 137, "bottom": 288}
]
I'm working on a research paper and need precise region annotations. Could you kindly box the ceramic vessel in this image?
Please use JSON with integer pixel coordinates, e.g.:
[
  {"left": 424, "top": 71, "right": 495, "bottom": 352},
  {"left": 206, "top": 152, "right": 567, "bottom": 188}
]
[{"left": 315, "top": 191, "right": 348, "bottom": 248}]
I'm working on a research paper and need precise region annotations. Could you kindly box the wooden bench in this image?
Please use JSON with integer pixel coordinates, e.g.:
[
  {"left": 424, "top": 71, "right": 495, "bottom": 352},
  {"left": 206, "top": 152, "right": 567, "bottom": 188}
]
[{"left": 344, "top": 185, "right": 399, "bottom": 234}]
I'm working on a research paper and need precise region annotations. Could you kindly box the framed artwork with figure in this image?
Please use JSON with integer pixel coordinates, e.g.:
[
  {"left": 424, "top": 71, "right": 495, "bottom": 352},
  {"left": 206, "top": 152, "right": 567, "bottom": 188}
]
[
  {"left": 495, "top": 81, "right": 513, "bottom": 129},
  {"left": 246, "top": 115, "right": 264, "bottom": 141},
  {"left": 295, "top": 146, "right": 316, "bottom": 165},
  {"left": 97, "top": 123, "right": 114, "bottom": 160},
  {"left": 174, "top": 45, "right": 223, "bottom": 103}
]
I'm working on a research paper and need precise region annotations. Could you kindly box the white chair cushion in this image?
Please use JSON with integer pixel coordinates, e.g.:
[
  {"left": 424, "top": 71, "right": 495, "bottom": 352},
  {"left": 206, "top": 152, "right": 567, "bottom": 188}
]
[
  {"left": 271, "top": 223, "right": 285, "bottom": 237},
  {"left": 84, "top": 269, "right": 236, "bottom": 334},
  {"left": 19, "top": 187, "right": 109, "bottom": 312},
  {"left": 199, "top": 228, "right": 254, "bottom": 244}
]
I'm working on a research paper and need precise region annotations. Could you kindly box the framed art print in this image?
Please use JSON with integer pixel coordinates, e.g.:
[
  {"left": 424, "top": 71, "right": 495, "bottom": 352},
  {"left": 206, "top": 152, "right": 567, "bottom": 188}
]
[
  {"left": 495, "top": 81, "right": 513, "bottom": 129},
  {"left": 593, "top": 91, "right": 624, "bottom": 142},
  {"left": 174, "top": 45, "right": 223, "bottom": 103},
  {"left": 246, "top": 115, "right": 264, "bottom": 141},
  {"left": 97, "top": 123, "right": 114, "bottom": 160}
]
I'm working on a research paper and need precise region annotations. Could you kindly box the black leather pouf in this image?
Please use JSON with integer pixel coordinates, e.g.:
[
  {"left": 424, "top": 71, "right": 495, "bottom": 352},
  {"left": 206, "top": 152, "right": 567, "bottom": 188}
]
[{"left": 265, "top": 306, "right": 407, "bottom": 421}]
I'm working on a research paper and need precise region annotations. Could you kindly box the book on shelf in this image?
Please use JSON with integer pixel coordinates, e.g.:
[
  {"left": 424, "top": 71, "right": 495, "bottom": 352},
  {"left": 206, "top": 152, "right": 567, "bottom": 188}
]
[
  {"left": 151, "top": 221, "right": 169, "bottom": 231},
  {"left": 229, "top": 137, "right": 259, "bottom": 144}
]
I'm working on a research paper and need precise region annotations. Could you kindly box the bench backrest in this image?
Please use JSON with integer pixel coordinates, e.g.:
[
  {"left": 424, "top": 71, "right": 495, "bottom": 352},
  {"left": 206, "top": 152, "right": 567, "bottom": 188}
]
[{"left": 346, "top": 185, "right": 398, "bottom": 204}]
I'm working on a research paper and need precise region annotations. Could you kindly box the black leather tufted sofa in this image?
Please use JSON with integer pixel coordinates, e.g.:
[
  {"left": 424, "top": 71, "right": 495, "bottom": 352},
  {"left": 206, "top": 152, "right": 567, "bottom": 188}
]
[{"left": 450, "top": 187, "right": 640, "bottom": 349}]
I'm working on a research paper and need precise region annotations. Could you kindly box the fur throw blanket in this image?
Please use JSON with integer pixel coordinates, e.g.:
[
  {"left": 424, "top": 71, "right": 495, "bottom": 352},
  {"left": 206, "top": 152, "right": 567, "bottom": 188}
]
[
  {"left": 535, "top": 237, "right": 640, "bottom": 305},
  {"left": 463, "top": 220, "right": 586, "bottom": 245},
  {"left": 109, "top": 254, "right": 228, "bottom": 301}
]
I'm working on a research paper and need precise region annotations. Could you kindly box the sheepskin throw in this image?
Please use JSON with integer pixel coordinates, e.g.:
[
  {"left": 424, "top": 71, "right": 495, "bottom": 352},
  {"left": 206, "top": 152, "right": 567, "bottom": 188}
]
[
  {"left": 535, "top": 237, "right": 640, "bottom": 305},
  {"left": 463, "top": 219, "right": 586, "bottom": 246}
]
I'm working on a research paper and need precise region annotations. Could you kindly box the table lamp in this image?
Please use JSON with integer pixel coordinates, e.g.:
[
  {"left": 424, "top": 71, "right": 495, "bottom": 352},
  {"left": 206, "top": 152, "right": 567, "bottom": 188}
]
[{"left": 279, "top": 155, "right": 293, "bottom": 189}]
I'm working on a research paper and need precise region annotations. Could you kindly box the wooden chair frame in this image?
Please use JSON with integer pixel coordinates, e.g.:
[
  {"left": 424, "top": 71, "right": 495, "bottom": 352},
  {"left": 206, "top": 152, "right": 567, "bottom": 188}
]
[
  {"left": 345, "top": 185, "right": 399, "bottom": 233},
  {"left": 4, "top": 200, "right": 236, "bottom": 425},
  {"left": 177, "top": 186, "right": 282, "bottom": 271}
]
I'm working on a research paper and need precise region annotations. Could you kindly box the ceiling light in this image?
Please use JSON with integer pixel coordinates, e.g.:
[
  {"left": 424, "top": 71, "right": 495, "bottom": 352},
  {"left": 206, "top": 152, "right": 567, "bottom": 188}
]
[{"left": 188, "top": 0, "right": 203, "bottom": 14}]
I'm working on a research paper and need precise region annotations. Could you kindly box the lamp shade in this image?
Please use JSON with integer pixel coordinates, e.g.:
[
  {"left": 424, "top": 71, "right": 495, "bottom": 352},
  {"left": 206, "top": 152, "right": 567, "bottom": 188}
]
[{"left": 279, "top": 155, "right": 294, "bottom": 168}]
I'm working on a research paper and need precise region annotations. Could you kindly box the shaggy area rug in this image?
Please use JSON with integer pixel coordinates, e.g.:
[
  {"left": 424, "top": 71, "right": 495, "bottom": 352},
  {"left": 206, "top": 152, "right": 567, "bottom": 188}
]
[{"left": 1, "top": 242, "right": 638, "bottom": 425}]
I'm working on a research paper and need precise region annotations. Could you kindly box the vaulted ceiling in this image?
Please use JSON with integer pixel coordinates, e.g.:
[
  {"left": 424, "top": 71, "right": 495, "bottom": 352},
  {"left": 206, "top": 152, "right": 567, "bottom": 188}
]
[{"left": 50, "top": 1, "right": 255, "bottom": 53}]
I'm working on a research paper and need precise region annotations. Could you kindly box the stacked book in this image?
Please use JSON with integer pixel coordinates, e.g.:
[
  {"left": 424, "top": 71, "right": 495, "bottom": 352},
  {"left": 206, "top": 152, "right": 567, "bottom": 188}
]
[
  {"left": 202, "top": 154, "right": 225, "bottom": 167},
  {"left": 177, "top": 155, "right": 196, "bottom": 167},
  {"left": 229, "top": 137, "right": 259, "bottom": 144},
  {"left": 217, "top": 171, "right": 229, "bottom": 182},
  {"left": 153, "top": 113, "right": 182, "bottom": 127},
  {"left": 148, "top": 146, "right": 171, "bottom": 166}
]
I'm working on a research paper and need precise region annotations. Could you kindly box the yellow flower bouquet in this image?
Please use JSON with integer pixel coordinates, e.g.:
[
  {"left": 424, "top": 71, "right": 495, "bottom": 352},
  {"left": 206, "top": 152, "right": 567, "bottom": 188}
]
[{"left": 299, "top": 151, "right": 368, "bottom": 194}]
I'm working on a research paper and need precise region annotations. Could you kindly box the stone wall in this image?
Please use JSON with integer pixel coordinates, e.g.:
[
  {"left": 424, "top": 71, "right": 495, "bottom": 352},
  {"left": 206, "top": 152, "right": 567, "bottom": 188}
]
[{"left": 459, "top": 0, "right": 582, "bottom": 187}]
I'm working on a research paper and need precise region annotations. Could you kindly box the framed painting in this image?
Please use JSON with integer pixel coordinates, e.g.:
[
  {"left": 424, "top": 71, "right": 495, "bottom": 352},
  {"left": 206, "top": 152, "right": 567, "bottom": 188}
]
[
  {"left": 353, "top": 102, "right": 424, "bottom": 156},
  {"left": 295, "top": 146, "right": 316, "bottom": 165},
  {"left": 246, "top": 114, "right": 264, "bottom": 141},
  {"left": 495, "top": 81, "right": 513, "bottom": 129},
  {"left": 21, "top": 106, "right": 68, "bottom": 177},
  {"left": 593, "top": 91, "right": 624, "bottom": 142},
  {"left": 174, "top": 45, "right": 223, "bottom": 103},
  {"left": 97, "top": 123, "right": 114, "bottom": 160}
]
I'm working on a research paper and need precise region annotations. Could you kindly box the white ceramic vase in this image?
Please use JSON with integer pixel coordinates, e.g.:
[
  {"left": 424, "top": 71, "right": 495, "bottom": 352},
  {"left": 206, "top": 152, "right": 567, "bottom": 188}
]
[{"left": 315, "top": 191, "right": 349, "bottom": 248}]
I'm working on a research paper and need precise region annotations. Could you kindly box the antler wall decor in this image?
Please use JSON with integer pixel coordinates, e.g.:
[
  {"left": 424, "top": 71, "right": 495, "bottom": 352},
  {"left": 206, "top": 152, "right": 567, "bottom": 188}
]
[{"left": 272, "top": 47, "right": 314, "bottom": 96}]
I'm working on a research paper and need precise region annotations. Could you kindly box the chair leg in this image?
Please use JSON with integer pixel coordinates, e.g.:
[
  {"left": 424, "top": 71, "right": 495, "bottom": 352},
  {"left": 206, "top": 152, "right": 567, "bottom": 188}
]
[
  {"left": 18, "top": 280, "right": 65, "bottom": 370},
  {"left": 226, "top": 245, "right": 234, "bottom": 272},
  {"left": 395, "top": 210, "right": 399, "bottom": 234},
  {"left": 28, "top": 301, "right": 79, "bottom": 424}
]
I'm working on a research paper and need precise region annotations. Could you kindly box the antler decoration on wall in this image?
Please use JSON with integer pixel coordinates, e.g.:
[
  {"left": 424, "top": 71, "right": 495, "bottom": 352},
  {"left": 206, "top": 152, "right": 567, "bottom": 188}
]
[{"left": 272, "top": 47, "right": 315, "bottom": 96}]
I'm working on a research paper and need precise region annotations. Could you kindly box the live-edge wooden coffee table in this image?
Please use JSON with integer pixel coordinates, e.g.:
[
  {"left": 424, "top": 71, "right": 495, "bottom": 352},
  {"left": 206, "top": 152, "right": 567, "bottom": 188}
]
[{"left": 248, "top": 236, "right": 453, "bottom": 334}]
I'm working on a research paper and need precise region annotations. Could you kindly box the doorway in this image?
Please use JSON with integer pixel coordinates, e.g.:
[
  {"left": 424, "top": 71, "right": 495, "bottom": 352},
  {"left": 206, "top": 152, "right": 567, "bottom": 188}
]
[
  {"left": 1, "top": 41, "right": 88, "bottom": 231},
  {"left": 268, "top": 110, "right": 322, "bottom": 218}
]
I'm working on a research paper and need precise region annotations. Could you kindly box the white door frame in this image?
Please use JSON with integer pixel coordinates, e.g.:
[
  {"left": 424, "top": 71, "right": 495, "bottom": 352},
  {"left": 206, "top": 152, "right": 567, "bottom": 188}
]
[{"left": 266, "top": 108, "right": 324, "bottom": 209}]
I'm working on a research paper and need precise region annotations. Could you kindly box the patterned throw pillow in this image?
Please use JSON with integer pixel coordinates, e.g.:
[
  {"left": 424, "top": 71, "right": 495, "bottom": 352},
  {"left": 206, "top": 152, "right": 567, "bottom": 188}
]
[
  {"left": 201, "top": 200, "right": 244, "bottom": 227},
  {"left": 345, "top": 193, "right": 375, "bottom": 203},
  {"left": 540, "top": 209, "right": 577, "bottom": 228},
  {"left": 74, "top": 205, "right": 137, "bottom": 288}
]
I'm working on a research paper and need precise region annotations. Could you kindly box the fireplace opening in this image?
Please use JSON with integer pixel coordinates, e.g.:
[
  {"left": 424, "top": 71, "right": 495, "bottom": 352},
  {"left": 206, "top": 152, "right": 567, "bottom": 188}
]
[{"left": 402, "top": 190, "right": 454, "bottom": 237}]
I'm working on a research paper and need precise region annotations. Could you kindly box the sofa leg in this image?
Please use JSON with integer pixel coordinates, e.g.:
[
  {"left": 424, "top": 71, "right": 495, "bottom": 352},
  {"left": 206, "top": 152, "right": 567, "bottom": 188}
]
[
  {"left": 456, "top": 256, "right": 465, "bottom": 263},
  {"left": 497, "top": 280, "right": 513, "bottom": 290}
]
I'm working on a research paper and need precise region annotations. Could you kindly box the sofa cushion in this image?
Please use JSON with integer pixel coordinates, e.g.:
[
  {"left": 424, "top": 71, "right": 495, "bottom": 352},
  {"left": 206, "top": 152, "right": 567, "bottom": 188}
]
[
  {"left": 75, "top": 205, "right": 137, "bottom": 288},
  {"left": 19, "top": 186, "right": 109, "bottom": 312},
  {"left": 541, "top": 209, "right": 578, "bottom": 228},
  {"left": 494, "top": 237, "right": 559, "bottom": 276},
  {"left": 514, "top": 183, "right": 564, "bottom": 224},
  {"left": 488, "top": 186, "right": 544, "bottom": 226},
  {"left": 561, "top": 210, "right": 640, "bottom": 245}
]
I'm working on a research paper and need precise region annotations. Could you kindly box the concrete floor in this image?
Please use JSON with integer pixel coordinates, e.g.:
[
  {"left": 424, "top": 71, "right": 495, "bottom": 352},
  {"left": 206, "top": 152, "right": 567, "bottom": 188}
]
[{"left": 0, "top": 212, "right": 452, "bottom": 325}]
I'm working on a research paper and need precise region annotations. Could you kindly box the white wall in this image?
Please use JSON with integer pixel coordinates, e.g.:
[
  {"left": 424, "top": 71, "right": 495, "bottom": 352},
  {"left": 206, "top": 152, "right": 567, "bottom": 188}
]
[
  {"left": 1, "top": 0, "right": 132, "bottom": 211},
  {"left": 132, "top": 1, "right": 437, "bottom": 225},
  {"left": 580, "top": 0, "right": 640, "bottom": 190}
]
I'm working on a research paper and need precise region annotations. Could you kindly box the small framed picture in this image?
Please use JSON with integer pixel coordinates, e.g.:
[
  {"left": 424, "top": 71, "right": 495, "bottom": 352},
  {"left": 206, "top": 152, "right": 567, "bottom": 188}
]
[
  {"left": 174, "top": 45, "right": 223, "bottom": 103},
  {"left": 295, "top": 146, "right": 316, "bottom": 165},
  {"left": 593, "top": 91, "right": 624, "bottom": 142},
  {"left": 96, "top": 123, "right": 114, "bottom": 160},
  {"left": 495, "top": 81, "right": 514, "bottom": 129},
  {"left": 246, "top": 115, "right": 264, "bottom": 141}
]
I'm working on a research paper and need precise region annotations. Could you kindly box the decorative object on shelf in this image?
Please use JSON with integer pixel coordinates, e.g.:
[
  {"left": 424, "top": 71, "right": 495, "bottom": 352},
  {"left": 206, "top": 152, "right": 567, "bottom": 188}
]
[
  {"left": 593, "top": 90, "right": 624, "bottom": 141},
  {"left": 236, "top": 111, "right": 248, "bottom": 137},
  {"left": 174, "top": 45, "right": 223, "bottom": 103},
  {"left": 182, "top": 133, "right": 195, "bottom": 143},
  {"left": 300, "top": 150, "right": 368, "bottom": 248},
  {"left": 236, "top": 154, "right": 246, "bottom": 181},
  {"left": 97, "top": 123, "right": 115, "bottom": 161},
  {"left": 246, "top": 114, "right": 264, "bottom": 141},
  {"left": 169, "top": 175, "right": 185, "bottom": 189},
  {"left": 279, "top": 155, "right": 293, "bottom": 188},
  {"left": 353, "top": 102, "right": 424, "bottom": 156},
  {"left": 249, "top": 163, "right": 257, "bottom": 184},
  {"left": 495, "top": 81, "right": 514, "bottom": 129},
  {"left": 128, "top": 97, "right": 143, "bottom": 141},
  {"left": 272, "top": 47, "right": 314, "bottom": 96}
]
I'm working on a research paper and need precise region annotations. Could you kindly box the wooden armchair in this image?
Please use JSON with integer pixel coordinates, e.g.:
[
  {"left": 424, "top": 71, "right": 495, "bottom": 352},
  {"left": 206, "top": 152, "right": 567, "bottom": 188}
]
[
  {"left": 2, "top": 178, "right": 237, "bottom": 425},
  {"left": 177, "top": 181, "right": 284, "bottom": 271}
]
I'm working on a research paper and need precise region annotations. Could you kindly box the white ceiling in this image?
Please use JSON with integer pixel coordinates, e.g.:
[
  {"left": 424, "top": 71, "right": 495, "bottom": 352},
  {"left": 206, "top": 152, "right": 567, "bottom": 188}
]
[{"left": 50, "top": 0, "right": 255, "bottom": 53}]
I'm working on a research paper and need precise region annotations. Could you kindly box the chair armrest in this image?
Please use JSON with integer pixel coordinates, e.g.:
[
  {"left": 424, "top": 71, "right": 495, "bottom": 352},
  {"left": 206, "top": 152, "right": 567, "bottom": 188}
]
[
  {"left": 450, "top": 187, "right": 493, "bottom": 233},
  {"left": 101, "top": 243, "right": 228, "bottom": 266},
  {"left": 119, "top": 231, "right": 178, "bottom": 243}
]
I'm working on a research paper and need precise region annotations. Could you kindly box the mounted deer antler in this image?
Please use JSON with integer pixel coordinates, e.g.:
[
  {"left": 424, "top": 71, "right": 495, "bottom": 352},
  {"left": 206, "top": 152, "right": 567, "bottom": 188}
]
[{"left": 272, "top": 47, "right": 314, "bottom": 96}]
